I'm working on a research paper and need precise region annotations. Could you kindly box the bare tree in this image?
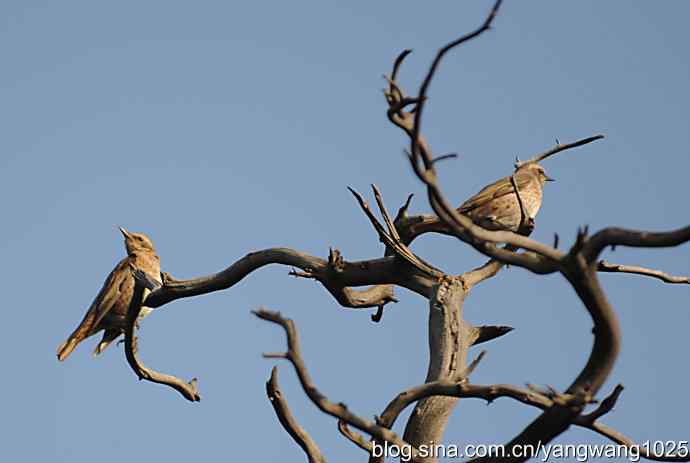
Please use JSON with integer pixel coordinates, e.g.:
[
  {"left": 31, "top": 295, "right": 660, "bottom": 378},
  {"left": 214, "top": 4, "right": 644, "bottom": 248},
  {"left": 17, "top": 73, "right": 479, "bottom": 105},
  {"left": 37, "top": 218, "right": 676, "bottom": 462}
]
[{"left": 67, "top": 1, "right": 689, "bottom": 462}]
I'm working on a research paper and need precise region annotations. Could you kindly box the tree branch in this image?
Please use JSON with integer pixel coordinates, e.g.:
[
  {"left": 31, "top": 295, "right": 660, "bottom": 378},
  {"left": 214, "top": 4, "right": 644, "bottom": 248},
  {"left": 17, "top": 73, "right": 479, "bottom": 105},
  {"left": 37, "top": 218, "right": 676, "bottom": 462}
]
[
  {"left": 348, "top": 186, "right": 443, "bottom": 278},
  {"left": 510, "top": 173, "right": 534, "bottom": 236},
  {"left": 514, "top": 135, "right": 605, "bottom": 169},
  {"left": 574, "top": 385, "right": 690, "bottom": 462},
  {"left": 379, "top": 381, "right": 553, "bottom": 434},
  {"left": 585, "top": 226, "right": 690, "bottom": 263},
  {"left": 410, "top": 0, "right": 504, "bottom": 171},
  {"left": 577, "top": 384, "right": 624, "bottom": 424},
  {"left": 597, "top": 260, "right": 690, "bottom": 284},
  {"left": 337, "top": 420, "right": 372, "bottom": 454},
  {"left": 471, "top": 325, "right": 514, "bottom": 346},
  {"left": 580, "top": 422, "right": 690, "bottom": 462},
  {"left": 126, "top": 268, "right": 201, "bottom": 402},
  {"left": 462, "top": 257, "right": 506, "bottom": 289},
  {"left": 143, "top": 247, "right": 433, "bottom": 309},
  {"left": 266, "top": 366, "right": 326, "bottom": 463},
  {"left": 253, "top": 308, "right": 431, "bottom": 463},
  {"left": 402, "top": 277, "right": 470, "bottom": 454},
  {"left": 381, "top": 2, "right": 686, "bottom": 459}
]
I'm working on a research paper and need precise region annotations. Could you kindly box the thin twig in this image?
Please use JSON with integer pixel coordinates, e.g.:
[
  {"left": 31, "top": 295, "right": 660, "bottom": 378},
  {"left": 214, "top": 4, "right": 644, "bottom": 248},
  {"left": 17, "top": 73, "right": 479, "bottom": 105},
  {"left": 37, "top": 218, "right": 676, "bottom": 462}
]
[
  {"left": 348, "top": 186, "right": 442, "bottom": 277},
  {"left": 514, "top": 135, "right": 605, "bottom": 169},
  {"left": 411, "top": 0, "right": 504, "bottom": 171},
  {"left": 372, "top": 184, "right": 402, "bottom": 242},
  {"left": 579, "top": 421, "right": 690, "bottom": 462},
  {"left": 510, "top": 173, "right": 533, "bottom": 236},
  {"left": 597, "top": 260, "right": 690, "bottom": 284},
  {"left": 431, "top": 153, "right": 459, "bottom": 165},
  {"left": 337, "top": 420, "right": 372, "bottom": 454},
  {"left": 391, "top": 49, "right": 412, "bottom": 84},
  {"left": 573, "top": 385, "right": 690, "bottom": 461}
]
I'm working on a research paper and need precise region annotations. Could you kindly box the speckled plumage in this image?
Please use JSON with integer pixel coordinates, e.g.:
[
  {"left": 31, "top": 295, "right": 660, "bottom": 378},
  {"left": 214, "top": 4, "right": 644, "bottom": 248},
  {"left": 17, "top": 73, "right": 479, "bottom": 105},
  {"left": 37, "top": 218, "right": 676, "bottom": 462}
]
[
  {"left": 458, "top": 163, "right": 553, "bottom": 233},
  {"left": 57, "top": 228, "right": 161, "bottom": 361}
]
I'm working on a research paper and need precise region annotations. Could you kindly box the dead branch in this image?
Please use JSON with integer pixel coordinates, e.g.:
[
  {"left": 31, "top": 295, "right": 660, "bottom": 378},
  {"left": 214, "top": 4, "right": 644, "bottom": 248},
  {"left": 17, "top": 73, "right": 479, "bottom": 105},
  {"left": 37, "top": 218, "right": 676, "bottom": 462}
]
[
  {"left": 256, "top": 307, "right": 607, "bottom": 463},
  {"left": 514, "top": 134, "right": 605, "bottom": 169},
  {"left": 253, "top": 308, "right": 431, "bottom": 463},
  {"left": 577, "top": 384, "right": 624, "bottom": 424},
  {"left": 57, "top": 3, "right": 689, "bottom": 462},
  {"left": 390, "top": 207, "right": 689, "bottom": 288},
  {"left": 143, "top": 247, "right": 433, "bottom": 309},
  {"left": 379, "top": 382, "right": 553, "bottom": 433},
  {"left": 597, "top": 260, "right": 690, "bottom": 284},
  {"left": 383, "top": 5, "right": 585, "bottom": 274},
  {"left": 510, "top": 173, "right": 534, "bottom": 236},
  {"left": 585, "top": 226, "right": 690, "bottom": 264},
  {"left": 462, "top": 257, "right": 506, "bottom": 288},
  {"left": 581, "top": 422, "right": 690, "bottom": 462},
  {"left": 348, "top": 185, "right": 443, "bottom": 277},
  {"left": 574, "top": 385, "right": 690, "bottom": 462},
  {"left": 126, "top": 268, "right": 200, "bottom": 402},
  {"left": 391, "top": 206, "right": 690, "bottom": 288},
  {"left": 402, "top": 277, "right": 470, "bottom": 453},
  {"left": 266, "top": 366, "right": 326, "bottom": 463},
  {"left": 471, "top": 325, "right": 514, "bottom": 346},
  {"left": 372, "top": 184, "right": 403, "bottom": 243},
  {"left": 378, "top": 0, "right": 690, "bottom": 459},
  {"left": 410, "top": 0, "right": 504, "bottom": 170},
  {"left": 337, "top": 420, "right": 372, "bottom": 454}
]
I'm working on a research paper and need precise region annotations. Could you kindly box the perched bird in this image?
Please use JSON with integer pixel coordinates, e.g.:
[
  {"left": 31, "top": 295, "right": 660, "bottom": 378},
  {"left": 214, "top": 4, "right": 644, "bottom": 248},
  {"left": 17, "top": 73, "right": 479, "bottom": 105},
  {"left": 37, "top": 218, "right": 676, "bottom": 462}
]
[
  {"left": 458, "top": 163, "right": 554, "bottom": 234},
  {"left": 56, "top": 227, "right": 161, "bottom": 361}
]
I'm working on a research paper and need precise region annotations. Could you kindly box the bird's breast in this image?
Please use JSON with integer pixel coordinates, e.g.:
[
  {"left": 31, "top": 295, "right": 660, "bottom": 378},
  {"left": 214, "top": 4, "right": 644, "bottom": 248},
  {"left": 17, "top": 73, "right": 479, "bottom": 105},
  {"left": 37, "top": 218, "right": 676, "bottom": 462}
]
[{"left": 522, "top": 187, "right": 542, "bottom": 218}]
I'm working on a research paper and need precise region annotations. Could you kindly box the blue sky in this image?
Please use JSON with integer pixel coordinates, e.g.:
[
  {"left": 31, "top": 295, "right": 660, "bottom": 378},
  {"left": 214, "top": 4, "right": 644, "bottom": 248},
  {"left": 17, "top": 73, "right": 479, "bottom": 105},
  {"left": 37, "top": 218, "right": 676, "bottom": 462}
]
[{"left": 2, "top": 1, "right": 688, "bottom": 461}]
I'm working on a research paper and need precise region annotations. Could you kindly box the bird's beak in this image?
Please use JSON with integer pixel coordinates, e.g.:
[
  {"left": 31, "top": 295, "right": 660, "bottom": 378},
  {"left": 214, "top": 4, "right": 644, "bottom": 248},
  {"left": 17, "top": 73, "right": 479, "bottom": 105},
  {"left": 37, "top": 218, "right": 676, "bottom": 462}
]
[
  {"left": 545, "top": 175, "right": 555, "bottom": 182},
  {"left": 118, "top": 226, "right": 132, "bottom": 239}
]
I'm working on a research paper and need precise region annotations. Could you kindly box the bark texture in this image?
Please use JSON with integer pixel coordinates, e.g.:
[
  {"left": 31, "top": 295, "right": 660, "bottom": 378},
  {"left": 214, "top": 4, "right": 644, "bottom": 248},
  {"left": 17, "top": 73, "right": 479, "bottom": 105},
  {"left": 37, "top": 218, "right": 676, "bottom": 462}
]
[{"left": 403, "top": 277, "right": 470, "bottom": 452}]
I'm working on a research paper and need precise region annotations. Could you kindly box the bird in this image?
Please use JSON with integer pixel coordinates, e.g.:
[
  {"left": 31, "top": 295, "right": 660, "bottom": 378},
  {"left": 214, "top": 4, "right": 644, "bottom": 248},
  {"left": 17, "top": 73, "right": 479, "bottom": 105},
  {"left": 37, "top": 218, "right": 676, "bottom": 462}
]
[
  {"left": 457, "top": 162, "right": 554, "bottom": 235},
  {"left": 56, "top": 227, "right": 161, "bottom": 361}
]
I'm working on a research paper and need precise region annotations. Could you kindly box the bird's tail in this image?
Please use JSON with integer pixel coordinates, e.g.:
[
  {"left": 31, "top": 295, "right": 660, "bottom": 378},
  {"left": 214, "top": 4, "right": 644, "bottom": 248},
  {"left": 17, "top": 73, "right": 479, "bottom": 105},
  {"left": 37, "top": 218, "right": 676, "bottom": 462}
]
[
  {"left": 57, "top": 306, "right": 99, "bottom": 361},
  {"left": 57, "top": 337, "right": 80, "bottom": 362}
]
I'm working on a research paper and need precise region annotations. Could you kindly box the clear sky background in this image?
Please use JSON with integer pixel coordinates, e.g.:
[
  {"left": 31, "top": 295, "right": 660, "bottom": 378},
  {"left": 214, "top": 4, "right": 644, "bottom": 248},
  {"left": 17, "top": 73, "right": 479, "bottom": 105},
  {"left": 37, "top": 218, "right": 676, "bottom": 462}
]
[{"left": 2, "top": 1, "right": 688, "bottom": 462}]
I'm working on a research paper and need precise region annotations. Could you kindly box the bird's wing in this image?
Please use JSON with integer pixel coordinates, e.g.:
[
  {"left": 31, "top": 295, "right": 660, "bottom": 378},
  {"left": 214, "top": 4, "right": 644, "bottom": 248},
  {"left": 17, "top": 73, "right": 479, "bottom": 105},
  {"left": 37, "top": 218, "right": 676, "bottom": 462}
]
[
  {"left": 57, "top": 257, "right": 132, "bottom": 361},
  {"left": 458, "top": 174, "right": 533, "bottom": 213},
  {"left": 88, "top": 257, "right": 132, "bottom": 334}
]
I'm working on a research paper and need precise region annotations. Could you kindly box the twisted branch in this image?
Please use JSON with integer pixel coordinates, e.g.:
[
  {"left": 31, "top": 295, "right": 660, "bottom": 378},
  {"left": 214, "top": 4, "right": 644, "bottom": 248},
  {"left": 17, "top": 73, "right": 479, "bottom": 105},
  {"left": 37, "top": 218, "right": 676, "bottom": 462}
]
[
  {"left": 381, "top": 1, "right": 689, "bottom": 460},
  {"left": 410, "top": 0, "right": 504, "bottom": 171},
  {"left": 143, "top": 247, "right": 431, "bottom": 309},
  {"left": 126, "top": 268, "right": 200, "bottom": 402}
]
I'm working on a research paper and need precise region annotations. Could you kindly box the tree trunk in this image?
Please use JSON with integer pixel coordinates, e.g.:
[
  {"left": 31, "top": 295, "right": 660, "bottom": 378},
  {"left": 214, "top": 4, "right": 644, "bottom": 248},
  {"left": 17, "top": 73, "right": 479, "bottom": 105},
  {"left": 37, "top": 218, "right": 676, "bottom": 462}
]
[{"left": 403, "top": 276, "right": 472, "bottom": 458}]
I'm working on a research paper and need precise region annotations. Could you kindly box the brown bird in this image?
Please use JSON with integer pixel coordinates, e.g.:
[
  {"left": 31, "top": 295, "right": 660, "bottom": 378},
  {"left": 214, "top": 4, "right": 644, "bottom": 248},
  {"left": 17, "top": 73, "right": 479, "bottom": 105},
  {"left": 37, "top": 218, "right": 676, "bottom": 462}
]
[
  {"left": 458, "top": 163, "right": 554, "bottom": 234},
  {"left": 57, "top": 227, "right": 161, "bottom": 361}
]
